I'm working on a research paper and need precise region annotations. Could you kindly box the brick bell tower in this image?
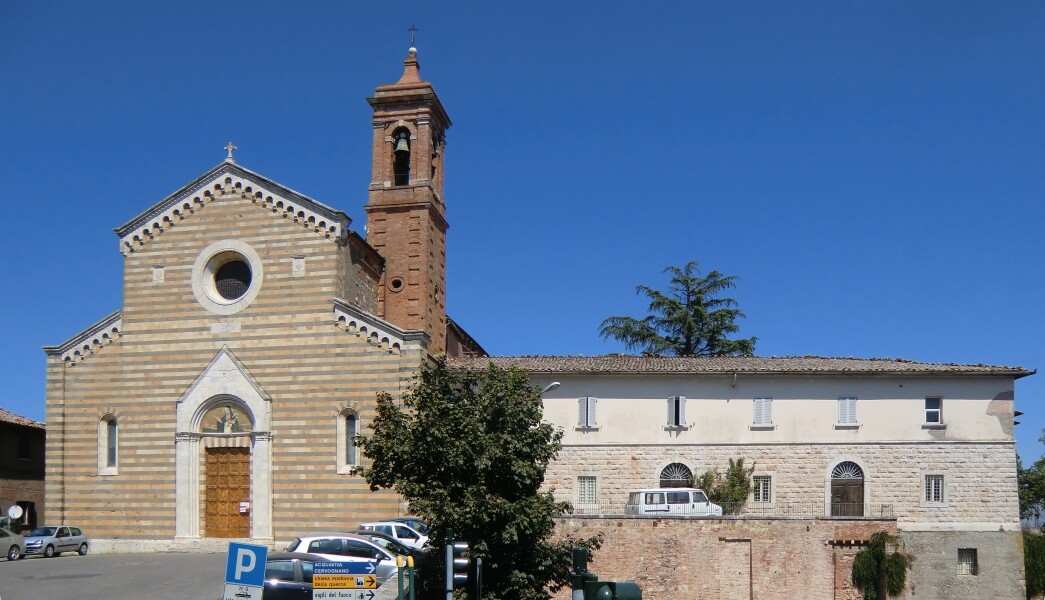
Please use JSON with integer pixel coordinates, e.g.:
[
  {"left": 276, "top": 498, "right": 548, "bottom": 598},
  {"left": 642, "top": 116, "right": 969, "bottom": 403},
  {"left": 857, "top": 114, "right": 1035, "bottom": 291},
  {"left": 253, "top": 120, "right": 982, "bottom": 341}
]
[{"left": 365, "top": 47, "right": 451, "bottom": 353}]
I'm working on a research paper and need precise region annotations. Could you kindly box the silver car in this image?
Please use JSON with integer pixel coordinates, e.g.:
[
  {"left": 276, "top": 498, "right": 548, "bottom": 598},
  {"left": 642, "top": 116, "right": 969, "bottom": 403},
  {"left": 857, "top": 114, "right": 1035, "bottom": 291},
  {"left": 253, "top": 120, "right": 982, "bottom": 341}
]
[
  {"left": 0, "top": 527, "right": 25, "bottom": 561},
  {"left": 23, "top": 525, "right": 89, "bottom": 558},
  {"left": 286, "top": 533, "right": 399, "bottom": 584}
]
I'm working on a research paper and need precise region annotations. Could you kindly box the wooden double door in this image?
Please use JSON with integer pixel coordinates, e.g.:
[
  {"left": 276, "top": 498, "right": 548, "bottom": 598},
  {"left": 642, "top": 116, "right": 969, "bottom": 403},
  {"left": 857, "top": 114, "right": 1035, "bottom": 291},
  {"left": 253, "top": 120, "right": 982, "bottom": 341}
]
[
  {"left": 205, "top": 447, "right": 251, "bottom": 538},
  {"left": 831, "top": 480, "right": 865, "bottom": 517}
]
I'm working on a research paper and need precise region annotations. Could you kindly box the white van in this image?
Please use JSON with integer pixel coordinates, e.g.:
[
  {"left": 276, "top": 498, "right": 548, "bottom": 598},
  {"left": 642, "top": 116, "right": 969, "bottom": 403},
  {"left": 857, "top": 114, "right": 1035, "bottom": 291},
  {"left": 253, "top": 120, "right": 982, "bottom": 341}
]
[{"left": 625, "top": 488, "right": 723, "bottom": 516}]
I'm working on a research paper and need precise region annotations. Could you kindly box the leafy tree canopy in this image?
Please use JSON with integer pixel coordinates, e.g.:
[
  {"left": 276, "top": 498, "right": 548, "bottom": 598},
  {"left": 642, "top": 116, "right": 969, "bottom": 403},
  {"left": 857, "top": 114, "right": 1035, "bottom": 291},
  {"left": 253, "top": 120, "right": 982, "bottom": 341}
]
[
  {"left": 599, "top": 261, "right": 757, "bottom": 356},
  {"left": 1020, "top": 450, "right": 1045, "bottom": 521},
  {"left": 355, "top": 359, "right": 600, "bottom": 600},
  {"left": 852, "top": 531, "right": 908, "bottom": 600},
  {"left": 695, "top": 458, "right": 754, "bottom": 515}
]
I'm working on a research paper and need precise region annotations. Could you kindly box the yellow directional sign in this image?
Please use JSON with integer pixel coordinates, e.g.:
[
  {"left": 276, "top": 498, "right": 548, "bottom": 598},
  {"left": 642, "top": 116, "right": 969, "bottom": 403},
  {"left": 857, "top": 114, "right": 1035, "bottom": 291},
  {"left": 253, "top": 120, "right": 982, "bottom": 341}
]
[{"left": 313, "top": 574, "right": 378, "bottom": 589}]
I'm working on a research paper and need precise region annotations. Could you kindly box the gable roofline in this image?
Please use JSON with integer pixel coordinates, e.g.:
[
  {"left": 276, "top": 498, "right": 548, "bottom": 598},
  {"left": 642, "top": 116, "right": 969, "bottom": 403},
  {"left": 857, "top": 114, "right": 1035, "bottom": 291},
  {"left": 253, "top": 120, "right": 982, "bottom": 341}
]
[
  {"left": 447, "top": 355, "right": 1034, "bottom": 379},
  {"left": 42, "top": 309, "right": 122, "bottom": 364},
  {"left": 0, "top": 408, "right": 45, "bottom": 429},
  {"left": 114, "top": 161, "right": 352, "bottom": 255}
]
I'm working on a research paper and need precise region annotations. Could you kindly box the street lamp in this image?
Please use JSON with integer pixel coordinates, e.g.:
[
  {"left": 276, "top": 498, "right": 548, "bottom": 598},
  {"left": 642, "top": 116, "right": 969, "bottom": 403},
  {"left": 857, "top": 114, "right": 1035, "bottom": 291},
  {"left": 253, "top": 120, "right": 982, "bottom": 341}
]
[{"left": 542, "top": 381, "right": 561, "bottom": 394}]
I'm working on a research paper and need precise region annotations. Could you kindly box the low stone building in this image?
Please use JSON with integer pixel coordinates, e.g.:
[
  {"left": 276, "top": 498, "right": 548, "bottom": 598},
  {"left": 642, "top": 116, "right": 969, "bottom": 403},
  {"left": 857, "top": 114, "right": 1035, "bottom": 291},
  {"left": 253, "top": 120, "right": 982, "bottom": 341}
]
[
  {"left": 0, "top": 408, "right": 45, "bottom": 531},
  {"left": 450, "top": 355, "right": 1030, "bottom": 599}
]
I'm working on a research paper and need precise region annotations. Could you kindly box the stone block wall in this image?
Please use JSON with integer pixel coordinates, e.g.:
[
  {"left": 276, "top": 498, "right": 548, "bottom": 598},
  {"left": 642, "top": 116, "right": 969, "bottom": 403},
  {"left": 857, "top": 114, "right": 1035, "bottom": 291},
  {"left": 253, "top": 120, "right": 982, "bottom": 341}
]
[{"left": 547, "top": 442, "right": 1019, "bottom": 525}]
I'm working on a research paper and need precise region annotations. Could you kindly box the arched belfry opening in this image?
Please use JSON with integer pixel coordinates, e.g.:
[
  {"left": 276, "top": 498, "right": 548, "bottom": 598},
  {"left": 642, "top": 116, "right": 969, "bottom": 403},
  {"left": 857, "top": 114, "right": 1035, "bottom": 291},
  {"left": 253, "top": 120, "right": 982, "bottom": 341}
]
[{"left": 392, "top": 128, "right": 411, "bottom": 186}]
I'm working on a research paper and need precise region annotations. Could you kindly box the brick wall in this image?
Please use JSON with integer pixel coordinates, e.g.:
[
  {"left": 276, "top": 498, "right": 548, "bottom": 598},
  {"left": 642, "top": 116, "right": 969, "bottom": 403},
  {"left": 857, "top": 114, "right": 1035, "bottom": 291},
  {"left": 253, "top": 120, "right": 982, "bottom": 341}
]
[{"left": 553, "top": 516, "right": 901, "bottom": 600}]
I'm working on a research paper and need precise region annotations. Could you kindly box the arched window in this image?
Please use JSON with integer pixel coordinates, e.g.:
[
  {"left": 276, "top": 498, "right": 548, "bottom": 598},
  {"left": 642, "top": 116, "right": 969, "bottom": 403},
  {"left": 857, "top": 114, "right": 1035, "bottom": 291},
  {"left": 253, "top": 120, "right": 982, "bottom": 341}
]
[
  {"left": 659, "top": 462, "right": 692, "bottom": 488},
  {"left": 336, "top": 409, "right": 359, "bottom": 474},
  {"left": 392, "top": 129, "right": 411, "bottom": 186},
  {"left": 98, "top": 415, "right": 118, "bottom": 475}
]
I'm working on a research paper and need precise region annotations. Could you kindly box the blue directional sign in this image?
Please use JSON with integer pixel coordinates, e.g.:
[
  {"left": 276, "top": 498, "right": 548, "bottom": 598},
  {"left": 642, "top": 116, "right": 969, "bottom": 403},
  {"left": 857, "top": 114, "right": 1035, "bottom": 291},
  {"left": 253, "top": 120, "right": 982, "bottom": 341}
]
[
  {"left": 314, "top": 560, "right": 378, "bottom": 575},
  {"left": 225, "top": 542, "right": 269, "bottom": 587}
]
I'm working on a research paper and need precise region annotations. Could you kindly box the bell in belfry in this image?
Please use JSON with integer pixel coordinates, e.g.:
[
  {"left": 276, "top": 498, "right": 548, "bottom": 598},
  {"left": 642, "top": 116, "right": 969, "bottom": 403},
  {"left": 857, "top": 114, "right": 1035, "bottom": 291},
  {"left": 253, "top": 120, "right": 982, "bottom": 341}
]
[{"left": 394, "top": 134, "right": 410, "bottom": 154}]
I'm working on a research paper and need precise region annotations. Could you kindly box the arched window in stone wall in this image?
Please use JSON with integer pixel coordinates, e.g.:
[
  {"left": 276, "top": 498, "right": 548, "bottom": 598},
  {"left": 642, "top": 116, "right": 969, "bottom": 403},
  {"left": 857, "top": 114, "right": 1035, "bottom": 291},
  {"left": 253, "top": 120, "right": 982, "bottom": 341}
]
[
  {"left": 659, "top": 462, "right": 692, "bottom": 488},
  {"left": 830, "top": 461, "right": 865, "bottom": 517},
  {"left": 336, "top": 409, "right": 359, "bottom": 474},
  {"left": 98, "top": 415, "right": 118, "bottom": 476}
]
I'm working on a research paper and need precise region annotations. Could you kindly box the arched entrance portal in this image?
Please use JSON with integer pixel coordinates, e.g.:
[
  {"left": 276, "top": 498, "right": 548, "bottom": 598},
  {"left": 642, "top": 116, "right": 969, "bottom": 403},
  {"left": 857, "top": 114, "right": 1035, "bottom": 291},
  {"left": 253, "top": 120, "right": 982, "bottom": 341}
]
[
  {"left": 175, "top": 348, "right": 272, "bottom": 541},
  {"left": 830, "top": 461, "right": 865, "bottom": 517},
  {"left": 200, "top": 402, "right": 253, "bottom": 538}
]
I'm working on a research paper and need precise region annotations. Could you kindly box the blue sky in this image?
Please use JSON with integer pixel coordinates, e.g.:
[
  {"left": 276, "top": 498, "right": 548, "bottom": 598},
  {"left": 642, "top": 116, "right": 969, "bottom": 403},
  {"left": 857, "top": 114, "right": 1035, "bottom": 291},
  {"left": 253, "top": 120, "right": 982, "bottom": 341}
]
[{"left": 2, "top": 2, "right": 1043, "bottom": 459}]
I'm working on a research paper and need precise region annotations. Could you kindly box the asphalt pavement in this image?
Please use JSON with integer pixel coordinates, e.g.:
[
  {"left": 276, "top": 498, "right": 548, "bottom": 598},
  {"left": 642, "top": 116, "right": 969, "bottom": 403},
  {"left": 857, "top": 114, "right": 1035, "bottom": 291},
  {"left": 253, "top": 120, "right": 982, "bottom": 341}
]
[{"left": 0, "top": 551, "right": 226, "bottom": 600}]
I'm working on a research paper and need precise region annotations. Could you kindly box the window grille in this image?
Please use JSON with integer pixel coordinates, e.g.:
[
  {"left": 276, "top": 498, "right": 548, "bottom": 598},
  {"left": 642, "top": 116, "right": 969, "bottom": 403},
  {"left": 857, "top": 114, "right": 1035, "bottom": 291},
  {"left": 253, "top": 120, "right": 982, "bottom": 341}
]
[
  {"left": 577, "top": 476, "right": 597, "bottom": 504},
  {"left": 753, "top": 476, "right": 772, "bottom": 502},
  {"left": 958, "top": 548, "right": 978, "bottom": 576},
  {"left": 925, "top": 474, "right": 944, "bottom": 503}
]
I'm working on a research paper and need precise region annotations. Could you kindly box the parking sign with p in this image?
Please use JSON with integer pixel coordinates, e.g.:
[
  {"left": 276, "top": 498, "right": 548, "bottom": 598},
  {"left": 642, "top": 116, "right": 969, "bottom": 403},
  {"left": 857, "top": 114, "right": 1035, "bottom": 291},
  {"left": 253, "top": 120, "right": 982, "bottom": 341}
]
[{"left": 222, "top": 542, "right": 268, "bottom": 600}]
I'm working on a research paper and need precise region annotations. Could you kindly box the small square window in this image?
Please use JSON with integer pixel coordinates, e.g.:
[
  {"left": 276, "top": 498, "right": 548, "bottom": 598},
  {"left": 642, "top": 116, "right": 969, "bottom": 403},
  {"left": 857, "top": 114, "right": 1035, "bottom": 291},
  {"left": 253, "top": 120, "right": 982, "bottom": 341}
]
[
  {"left": 753, "top": 476, "right": 772, "bottom": 503},
  {"left": 958, "top": 548, "right": 978, "bottom": 576},
  {"left": 925, "top": 397, "right": 943, "bottom": 424},
  {"left": 577, "top": 476, "right": 597, "bottom": 505},
  {"left": 924, "top": 474, "right": 945, "bottom": 504}
]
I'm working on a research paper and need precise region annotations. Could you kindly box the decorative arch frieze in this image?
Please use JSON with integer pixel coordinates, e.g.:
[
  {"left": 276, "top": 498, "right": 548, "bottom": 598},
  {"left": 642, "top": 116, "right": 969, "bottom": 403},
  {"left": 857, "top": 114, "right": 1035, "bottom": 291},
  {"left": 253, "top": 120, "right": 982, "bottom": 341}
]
[
  {"left": 43, "top": 310, "right": 122, "bottom": 366},
  {"left": 333, "top": 298, "right": 429, "bottom": 354},
  {"left": 116, "top": 163, "right": 350, "bottom": 255}
]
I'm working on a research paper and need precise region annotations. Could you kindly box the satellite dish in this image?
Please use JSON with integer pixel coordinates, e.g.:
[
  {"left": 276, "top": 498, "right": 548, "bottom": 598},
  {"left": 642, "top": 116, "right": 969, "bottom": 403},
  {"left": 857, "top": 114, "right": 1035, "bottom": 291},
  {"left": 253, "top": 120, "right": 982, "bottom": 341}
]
[{"left": 7, "top": 505, "right": 23, "bottom": 520}]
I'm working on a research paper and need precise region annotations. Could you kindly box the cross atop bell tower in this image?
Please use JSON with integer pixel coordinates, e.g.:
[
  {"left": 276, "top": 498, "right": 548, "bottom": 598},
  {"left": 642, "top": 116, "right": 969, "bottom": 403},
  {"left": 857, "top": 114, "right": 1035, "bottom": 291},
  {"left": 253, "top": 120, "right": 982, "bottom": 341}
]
[{"left": 365, "top": 47, "right": 451, "bottom": 354}]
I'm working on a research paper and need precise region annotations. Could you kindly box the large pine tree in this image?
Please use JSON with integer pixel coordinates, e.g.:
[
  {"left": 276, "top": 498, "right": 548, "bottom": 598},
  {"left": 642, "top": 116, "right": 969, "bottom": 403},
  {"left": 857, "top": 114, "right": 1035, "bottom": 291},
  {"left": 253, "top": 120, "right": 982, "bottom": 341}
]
[{"left": 599, "top": 261, "right": 757, "bottom": 356}]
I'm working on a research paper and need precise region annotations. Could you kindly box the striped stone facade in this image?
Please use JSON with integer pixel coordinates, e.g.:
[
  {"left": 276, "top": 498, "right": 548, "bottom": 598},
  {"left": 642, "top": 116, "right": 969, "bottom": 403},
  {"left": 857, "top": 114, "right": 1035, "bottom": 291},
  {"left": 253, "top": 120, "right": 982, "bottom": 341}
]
[
  {"left": 44, "top": 178, "right": 426, "bottom": 543},
  {"left": 41, "top": 49, "right": 468, "bottom": 547}
]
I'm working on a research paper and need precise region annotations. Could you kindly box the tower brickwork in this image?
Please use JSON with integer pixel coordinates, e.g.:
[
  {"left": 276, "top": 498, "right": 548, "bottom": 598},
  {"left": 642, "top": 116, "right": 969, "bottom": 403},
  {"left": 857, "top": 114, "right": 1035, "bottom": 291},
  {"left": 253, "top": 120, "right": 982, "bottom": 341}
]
[{"left": 365, "top": 48, "right": 451, "bottom": 354}]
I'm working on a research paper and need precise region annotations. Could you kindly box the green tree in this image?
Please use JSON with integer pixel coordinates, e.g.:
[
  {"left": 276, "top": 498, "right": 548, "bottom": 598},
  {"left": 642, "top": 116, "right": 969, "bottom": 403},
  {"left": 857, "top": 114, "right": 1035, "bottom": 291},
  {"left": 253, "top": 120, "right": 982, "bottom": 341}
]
[
  {"left": 354, "top": 359, "right": 601, "bottom": 600},
  {"left": 1019, "top": 452, "right": 1045, "bottom": 521},
  {"left": 598, "top": 261, "right": 757, "bottom": 356},
  {"left": 695, "top": 458, "right": 754, "bottom": 514},
  {"left": 852, "top": 531, "right": 909, "bottom": 600}
]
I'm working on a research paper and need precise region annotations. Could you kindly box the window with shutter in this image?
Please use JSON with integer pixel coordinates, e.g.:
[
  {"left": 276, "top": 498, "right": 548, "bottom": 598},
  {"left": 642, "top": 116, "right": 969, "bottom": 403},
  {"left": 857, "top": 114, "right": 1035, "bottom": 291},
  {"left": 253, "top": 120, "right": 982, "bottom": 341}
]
[
  {"left": 667, "top": 396, "right": 686, "bottom": 427},
  {"left": 753, "top": 398, "right": 772, "bottom": 425},
  {"left": 577, "top": 397, "right": 598, "bottom": 428},
  {"left": 837, "top": 397, "right": 857, "bottom": 425}
]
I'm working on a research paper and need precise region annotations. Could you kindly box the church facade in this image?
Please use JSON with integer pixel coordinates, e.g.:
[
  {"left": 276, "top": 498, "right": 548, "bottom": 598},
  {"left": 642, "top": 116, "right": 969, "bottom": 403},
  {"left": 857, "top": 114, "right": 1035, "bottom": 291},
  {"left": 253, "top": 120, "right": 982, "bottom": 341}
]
[{"left": 43, "top": 49, "right": 479, "bottom": 546}]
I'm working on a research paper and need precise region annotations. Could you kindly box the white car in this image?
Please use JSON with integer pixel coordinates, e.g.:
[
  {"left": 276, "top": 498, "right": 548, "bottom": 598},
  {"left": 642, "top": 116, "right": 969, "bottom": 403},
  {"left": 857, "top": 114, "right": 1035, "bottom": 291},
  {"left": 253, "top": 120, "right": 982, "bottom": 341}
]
[
  {"left": 625, "top": 488, "right": 723, "bottom": 516},
  {"left": 358, "top": 521, "right": 428, "bottom": 549},
  {"left": 285, "top": 533, "right": 398, "bottom": 584}
]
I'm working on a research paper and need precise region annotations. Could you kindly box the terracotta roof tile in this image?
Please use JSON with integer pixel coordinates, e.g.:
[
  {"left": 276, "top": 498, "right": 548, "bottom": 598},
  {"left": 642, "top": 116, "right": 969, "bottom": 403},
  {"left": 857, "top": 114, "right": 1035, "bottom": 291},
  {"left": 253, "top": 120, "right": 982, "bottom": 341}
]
[
  {"left": 0, "top": 408, "right": 45, "bottom": 429},
  {"left": 447, "top": 355, "right": 1032, "bottom": 378}
]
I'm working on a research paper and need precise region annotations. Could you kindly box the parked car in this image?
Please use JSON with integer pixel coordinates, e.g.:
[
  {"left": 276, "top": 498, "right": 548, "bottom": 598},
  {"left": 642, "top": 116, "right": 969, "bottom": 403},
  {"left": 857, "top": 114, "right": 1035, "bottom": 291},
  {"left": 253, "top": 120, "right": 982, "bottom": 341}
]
[
  {"left": 387, "top": 517, "right": 429, "bottom": 535},
  {"left": 23, "top": 525, "right": 89, "bottom": 558},
  {"left": 625, "top": 488, "right": 723, "bottom": 516},
  {"left": 261, "top": 551, "right": 326, "bottom": 600},
  {"left": 347, "top": 529, "right": 435, "bottom": 577},
  {"left": 285, "top": 533, "right": 398, "bottom": 584},
  {"left": 358, "top": 521, "right": 428, "bottom": 549},
  {"left": 0, "top": 527, "right": 25, "bottom": 561}
]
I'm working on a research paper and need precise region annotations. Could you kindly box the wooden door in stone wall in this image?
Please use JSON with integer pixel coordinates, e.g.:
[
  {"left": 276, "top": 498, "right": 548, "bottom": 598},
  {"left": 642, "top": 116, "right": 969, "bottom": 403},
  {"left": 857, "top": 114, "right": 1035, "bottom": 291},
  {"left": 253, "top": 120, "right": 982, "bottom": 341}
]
[{"left": 205, "top": 447, "right": 251, "bottom": 538}]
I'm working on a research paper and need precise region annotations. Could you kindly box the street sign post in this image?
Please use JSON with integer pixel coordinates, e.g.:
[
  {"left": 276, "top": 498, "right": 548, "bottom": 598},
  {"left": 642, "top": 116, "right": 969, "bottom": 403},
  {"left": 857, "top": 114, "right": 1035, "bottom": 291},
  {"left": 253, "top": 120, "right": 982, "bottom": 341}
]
[
  {"left": 221, "top": 542, "right": 268, "bottom": 600},
  {"left": 312, "top": 561, "right": 380, "bottom": 599}
]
